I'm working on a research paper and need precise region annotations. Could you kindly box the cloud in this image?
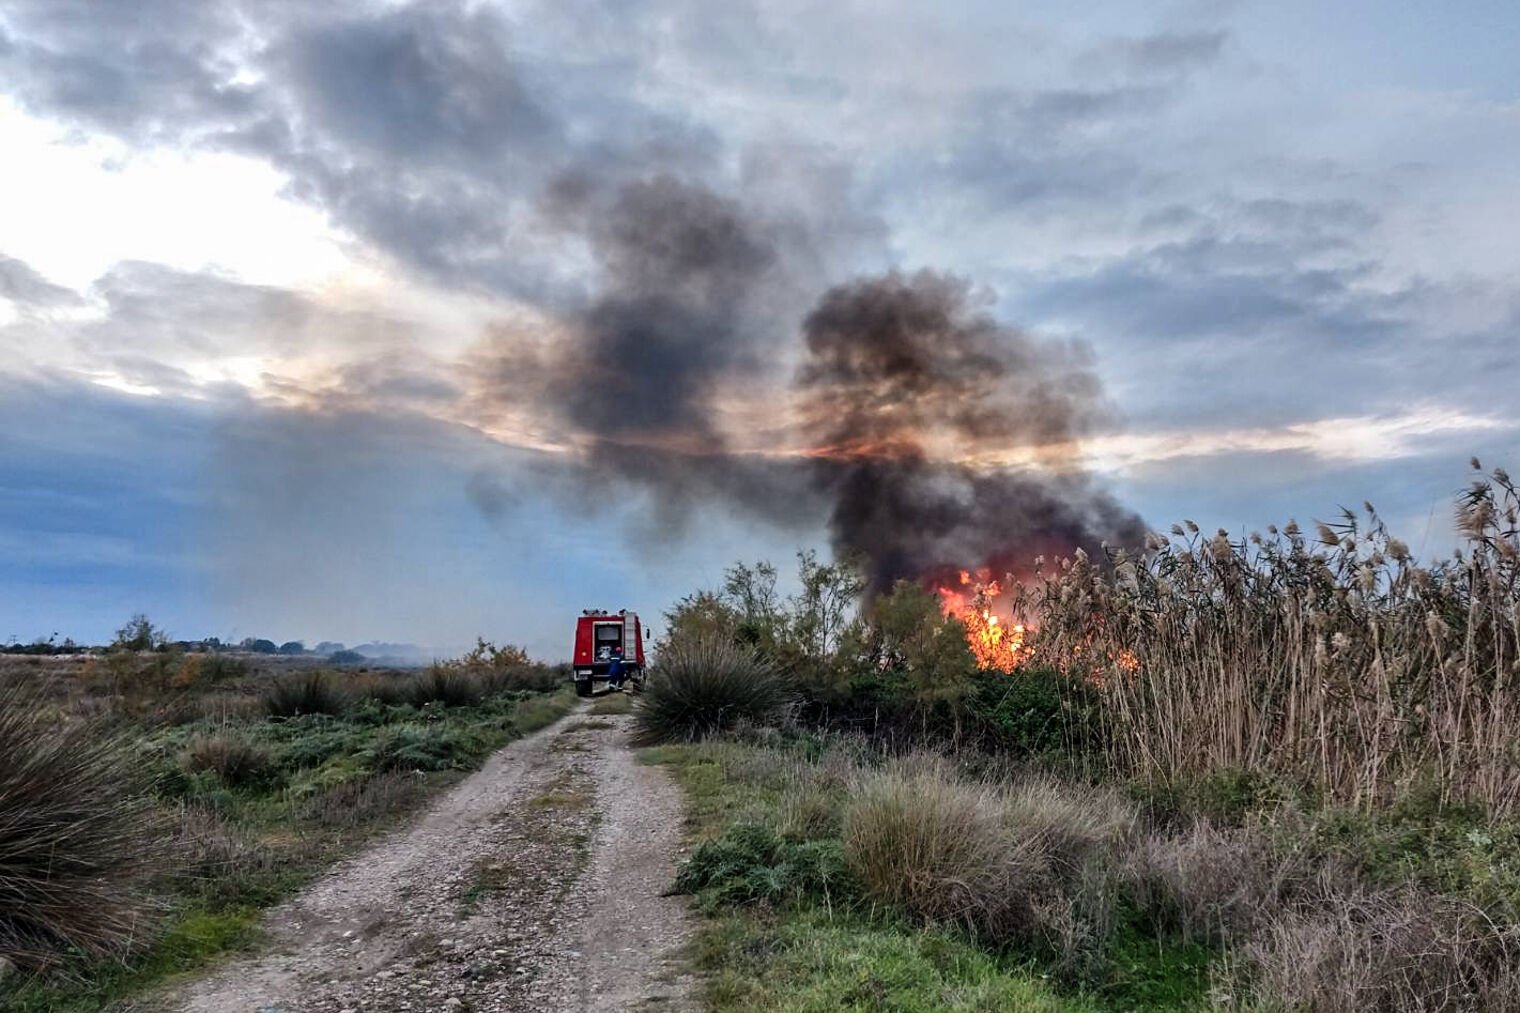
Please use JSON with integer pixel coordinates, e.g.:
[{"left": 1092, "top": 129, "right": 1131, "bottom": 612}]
[
  {"left": 0, "top": 251, "right": 82, "bottom": 308},
  {"left": 1094, "top": 30, "right": 1229, "bottom": 75},
  {"left": 0, "top": 0, "right": 255, "bottom": 142}
]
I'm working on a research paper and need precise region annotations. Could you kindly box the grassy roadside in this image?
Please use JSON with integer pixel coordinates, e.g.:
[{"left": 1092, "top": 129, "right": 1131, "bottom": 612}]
[
  {"left": 644, "top": 738, "right": 1102, "bottom": 1012},
  {"left": 3, "top": 681, "right": 576, "bottom": 1013},
  {"left": 646, "top": 729, "right": 1520, "bottom": 1012}
]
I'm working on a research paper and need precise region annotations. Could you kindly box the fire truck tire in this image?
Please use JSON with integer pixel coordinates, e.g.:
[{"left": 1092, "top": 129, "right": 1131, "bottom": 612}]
[{"left": 574, "top": 678, "right": 592, "bottom": 698}]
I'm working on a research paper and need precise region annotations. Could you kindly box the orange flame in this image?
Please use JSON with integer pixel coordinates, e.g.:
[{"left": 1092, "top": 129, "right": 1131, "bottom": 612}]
[{"left": 935, "top": 571, "right": 1033, "bottom": 671}]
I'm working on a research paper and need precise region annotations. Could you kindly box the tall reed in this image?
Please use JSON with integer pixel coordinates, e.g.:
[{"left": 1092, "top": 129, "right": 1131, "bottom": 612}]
[{"left": 1022, "top": 462, "right": 1520, "bottom": 813}]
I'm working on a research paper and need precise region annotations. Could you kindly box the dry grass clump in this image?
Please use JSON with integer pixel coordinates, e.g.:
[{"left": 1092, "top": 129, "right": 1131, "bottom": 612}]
[
  {"left": 777, "top": 779, "right": 845, "bottom": 841},
  {"left": 1026, "top": 462, "right": 1520, "bottom": 813},
  {"left": 264, "top": 671, "right": 347, "bottom": 718},
  {"left": 633, "top": 636, "right": 790, "bottom": 744},
  {"left": 407, "top": 667, "right": 485, "bottom": 708},
  {"left": 0, "top": 687, "right": 166, "bottom": 970},
  {"left": 299, "top": 771, "right": 429, "bottom": 828},
  {"left": 1001, "top": 775, "right": 1135, "bottom": 877},
  {"left": 842, "top": 760, "right": 1043, "bottom": 940},
  {"left": 350, "top": 673, "right": 414, "bottom": 707},
  {"left": 1223, "top": 884, "right": 1520, "bottom": 1011},
  {"left": 180, "top": 735, "right": 277, "bottom": 789},
  {"left": 1124, "top": 821, "right": 1309, "bottom": 946}
]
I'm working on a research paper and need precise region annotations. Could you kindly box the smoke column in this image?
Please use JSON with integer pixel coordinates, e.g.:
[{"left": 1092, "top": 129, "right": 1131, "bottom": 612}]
[
  {"left": 483, "top": 177, "right": 1143, "bottom": 587},
  {"left": 797, "top": 270, "right": 1146, "bottom": 591}
]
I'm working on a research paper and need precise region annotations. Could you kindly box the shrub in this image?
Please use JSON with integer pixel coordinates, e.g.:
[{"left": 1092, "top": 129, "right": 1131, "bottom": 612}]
[
  {"left": 842, "top": 761, "right": 1039, "bottom": 940},
  {"left": 198, "top": 655, "right": 250, "bottom": 682},
  {"left": 1228, "top": 884, "right": 1520, "bottom": 1011},
  {"left": 299, "top": 772, "right": 428, "bottom": 828},
  {"left": 965, "top": 667, "right": 1099, "bottom": 759},
  {"left": 1001, "top": 775, "right": 1135, "bottom": 879},
  {"left": 264, "top": 671, "right": 346, "bottom": 718},
  {"left": 452, "top": 639, "right": 562, "bottom": 694},
  {"left": 675, "top": 822, "right": 854, "bottom": 909},
  {"left": 476, "top": 663, "right": 562, "bottom": 695},
  {"left": 180, "top": 735, "right": 278, "bottom": 790},
  {"left": 350, "top": 674, "right": 413, "bottom": 708},
  {"left": 361, "top": 724, "right": 481, "bottom": 773},
  {"left": 408, "top": 667, "right": 484, "bottom": 708},
  {"left": 1123, "top": 821, "right": 1304, "bottom": 946},
  {"left": 0, "top": 687, "right": 166, "bottom": 970},
  {"left": 274, "top": 725, "right": 360, "bottom": 770},
  {"left": 633, "top": 636, "right": 790, "bottom": 745}
]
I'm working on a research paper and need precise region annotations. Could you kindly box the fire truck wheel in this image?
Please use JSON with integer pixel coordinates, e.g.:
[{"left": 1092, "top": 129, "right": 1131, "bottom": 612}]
[{"left": 574, "top": 678, "right": 592, "bottom": 698}]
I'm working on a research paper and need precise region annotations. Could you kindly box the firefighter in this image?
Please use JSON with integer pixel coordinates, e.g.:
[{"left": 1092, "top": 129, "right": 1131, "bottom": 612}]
[{"left": 607, "top": 645, "right": 626, "bottom": 691}]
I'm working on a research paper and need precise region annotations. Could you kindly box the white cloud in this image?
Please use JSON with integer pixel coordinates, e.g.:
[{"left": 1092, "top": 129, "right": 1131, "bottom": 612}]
[{"left": 0, "top": 99, "right": 353, "bottom": 291}]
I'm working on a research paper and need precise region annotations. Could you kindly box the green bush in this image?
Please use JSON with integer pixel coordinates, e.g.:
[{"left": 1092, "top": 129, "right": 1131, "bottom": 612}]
[
  {"left": 0, "top": 687, "right": 166, "bottom": 970},
  {"left": 273, "top": 724, "right": 359, "bottom": 770},
  {"left": 264, "top": 671, "right": 347, "bottom": 718},
  {"left": 964, "top": 668, "right": 1099, "bottom": 759},
  {"left": 360, "top": 724, "right": 481, "bottom": 773},
  {"left": 675, "top": 822, "right": 855, "bottom": 909},
  {"left": 633, "top": 636, "right": 790, "bottom": 745}
]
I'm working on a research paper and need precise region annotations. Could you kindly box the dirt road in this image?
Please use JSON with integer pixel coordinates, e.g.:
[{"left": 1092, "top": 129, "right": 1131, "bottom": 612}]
[{"left": 167, "top": 705, "right": 695, "bottom": 1013}]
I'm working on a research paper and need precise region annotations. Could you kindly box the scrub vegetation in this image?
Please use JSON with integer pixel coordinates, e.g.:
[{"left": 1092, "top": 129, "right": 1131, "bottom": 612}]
[
  {"left": 639, "top": 462, "right": 1520, "bottom": 1011},
  {"left": 0, "top": 641, "right": 569, "bottom": 1011}
]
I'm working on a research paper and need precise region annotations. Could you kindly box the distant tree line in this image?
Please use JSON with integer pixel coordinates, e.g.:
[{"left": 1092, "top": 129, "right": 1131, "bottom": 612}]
[{"left": 4, "top": 613, "right": 364, "bottom": 662}]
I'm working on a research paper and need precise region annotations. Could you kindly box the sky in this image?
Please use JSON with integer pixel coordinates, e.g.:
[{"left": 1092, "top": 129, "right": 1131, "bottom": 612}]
[{"left": 1, "top": 0, "right": 1516, "bottom": 657}]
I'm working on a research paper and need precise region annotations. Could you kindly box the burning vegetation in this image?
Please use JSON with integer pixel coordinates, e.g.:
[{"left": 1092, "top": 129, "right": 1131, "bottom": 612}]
[{"left": 932, "top": 571, "right": 1031, "bottom": 672}]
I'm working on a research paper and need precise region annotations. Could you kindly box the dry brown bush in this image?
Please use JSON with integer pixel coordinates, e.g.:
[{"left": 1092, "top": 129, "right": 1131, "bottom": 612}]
[
  {"left": 1124, "top": 820, "right": 1312, "bottom": 946},
  {"left": 842, "top": 760, "right": 1047, "bottom": 940},
  {"left": 1221, "top": 882, "right": 1520, "bottom": 1012},
  {"left": 0, "top": 686, "right": 167, "bottom": 970},
  {"left": 300, "top": 771, "right": 429, "bottom": 829},
  {"left": 1001, "top": 775, "right": 1135, "bottom": 878},
  {"left": 180, "top": 735, "right": 276, "bottom": 789}
]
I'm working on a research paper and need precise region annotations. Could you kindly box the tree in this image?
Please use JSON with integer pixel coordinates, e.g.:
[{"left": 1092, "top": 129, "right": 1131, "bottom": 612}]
[
  {"left": 241, "top": 638, "right": 278, "bottom": 654},
  {"left": 113, "top": 613, "right": 165, "bottom": 653},
  {"left": 789, "top": 550, "right": 865, "bottom": 663},
  {"left": 722, "top": 560, "right": 783, "bottom": 649},
  {"left": 867, "top": 581, "right": 976, "bottom": 707},
  {"left": 660, "top": 591, "right": 741, "bottom": 651},
  {"left": 278, "top": 641, "right": 306, "bottom": 655}
]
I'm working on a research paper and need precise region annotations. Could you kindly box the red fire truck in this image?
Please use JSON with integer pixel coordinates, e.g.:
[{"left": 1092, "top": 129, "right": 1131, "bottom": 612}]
[{"left": 571, "top": 609, "right": 647, "bottom": 696}]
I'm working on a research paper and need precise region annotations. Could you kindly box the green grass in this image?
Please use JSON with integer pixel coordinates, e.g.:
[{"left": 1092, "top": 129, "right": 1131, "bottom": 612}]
[
  {"left": 3, "top": 909, "right": 260, "bottom": 1012},
  {"left": 695, "top": 907, "right": 1095, "bottom": 1012},
  {"left": 646, "top": 739, "right": 1128, "bottom": 1012},
  {"left": 646, "top": 735, "right": 1229, "bottom": 1013}
]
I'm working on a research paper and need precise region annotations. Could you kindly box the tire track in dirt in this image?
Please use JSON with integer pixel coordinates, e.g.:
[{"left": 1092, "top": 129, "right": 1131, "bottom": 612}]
[{"left": 165, "top": 705, "right": 695, "bottom": 1013}]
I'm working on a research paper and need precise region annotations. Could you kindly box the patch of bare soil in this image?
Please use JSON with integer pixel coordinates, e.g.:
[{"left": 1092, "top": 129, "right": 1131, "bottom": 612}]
[{"left": 165, "top": 704, "right": 694, "bottom": 1012}]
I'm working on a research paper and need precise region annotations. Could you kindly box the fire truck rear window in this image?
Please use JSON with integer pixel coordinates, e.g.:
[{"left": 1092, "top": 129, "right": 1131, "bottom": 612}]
[{"left": 594, "top": 625, "right": 620, "bottom": 643}]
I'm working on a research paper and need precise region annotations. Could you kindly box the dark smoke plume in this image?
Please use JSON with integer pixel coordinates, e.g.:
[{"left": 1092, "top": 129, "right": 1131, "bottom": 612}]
[
  {"left": 482, "top": 181, "right": 1142, "bottom": 587},
  {"left": 798, "top": 270, "right": 1146, "bottom": 592},
  {"left": 480, "top": 174, "right": 820, "bottom": 529}
]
